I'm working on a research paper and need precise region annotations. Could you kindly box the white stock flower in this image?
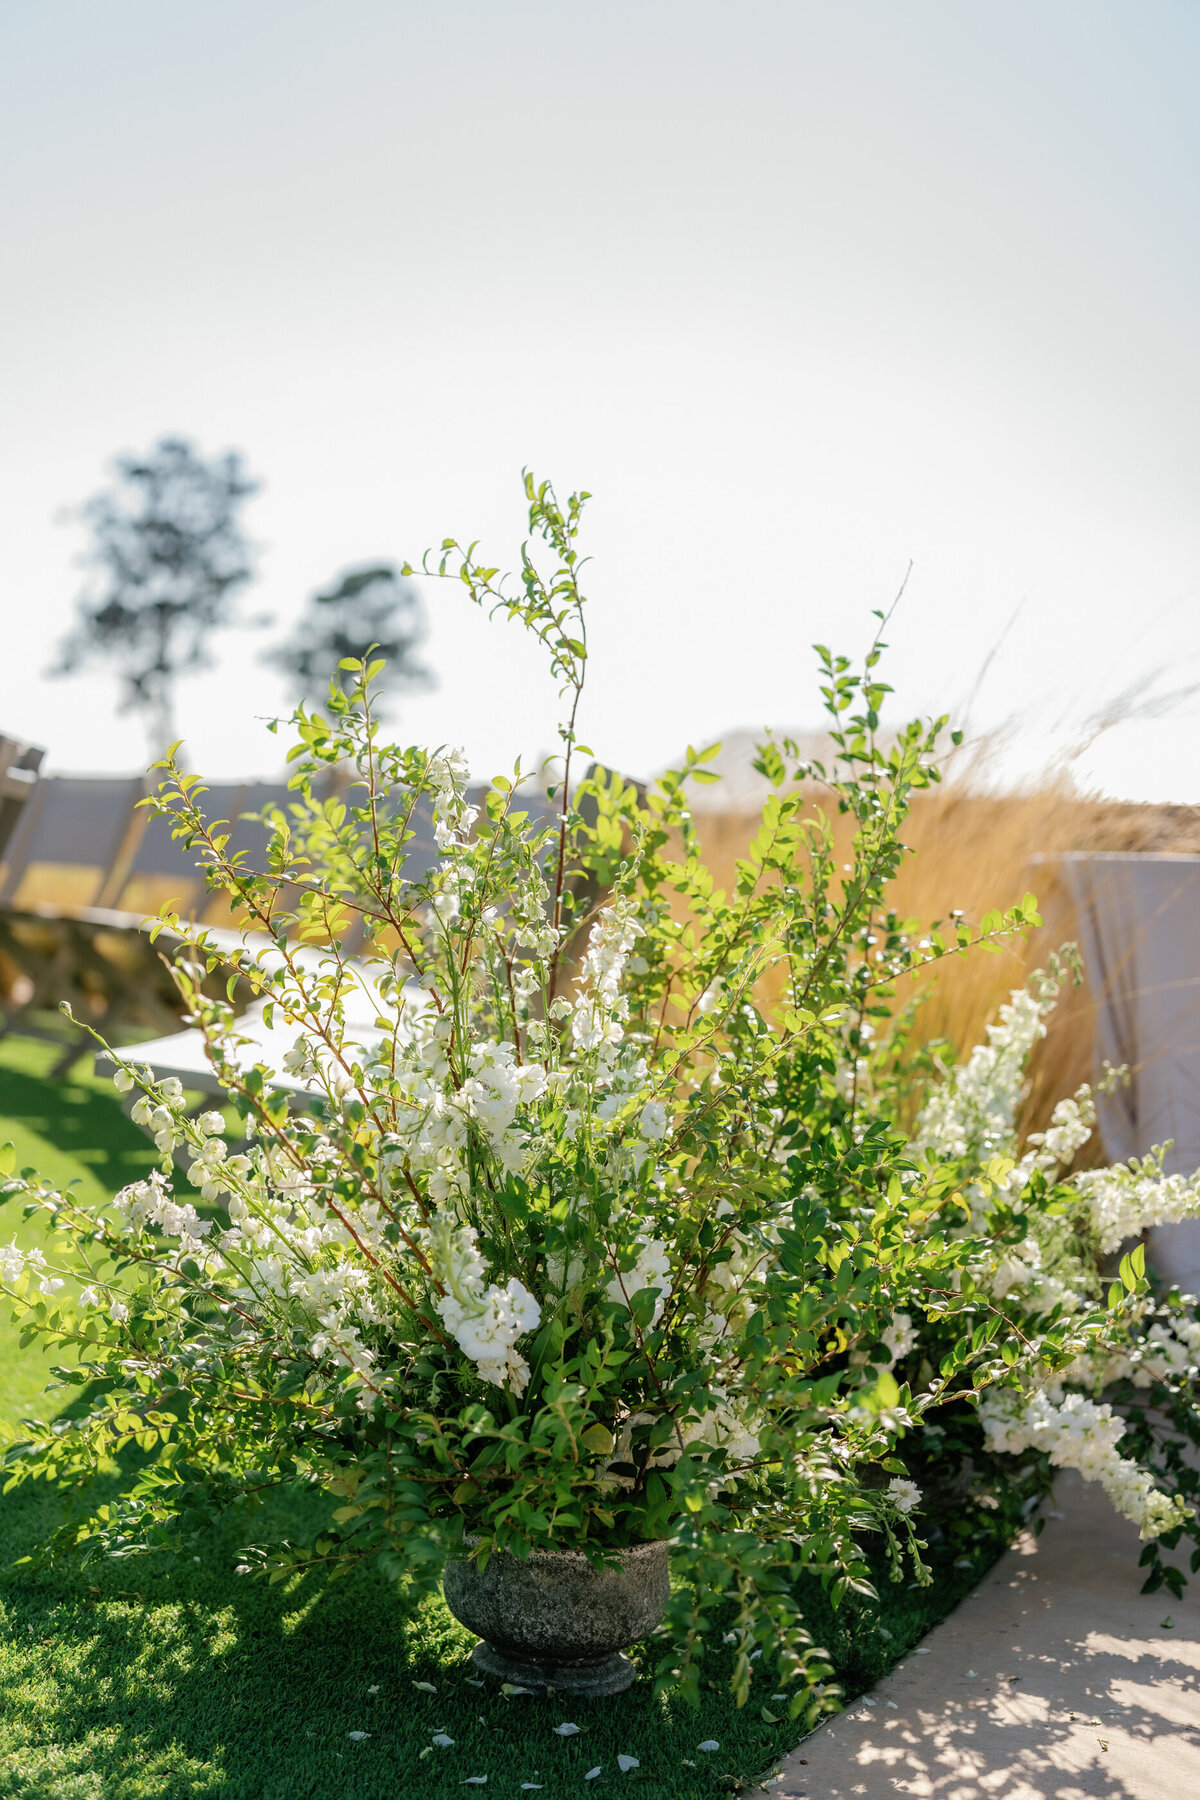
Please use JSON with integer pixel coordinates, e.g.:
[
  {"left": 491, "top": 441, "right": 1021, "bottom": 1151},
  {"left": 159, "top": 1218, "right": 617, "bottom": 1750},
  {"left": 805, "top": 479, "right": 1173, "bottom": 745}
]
[
  {"left": 913, "top": 984, "right": 1053, "bottom": 1164},
  {"left": 572, "top": 900, "right": 641, "bottom": 1052},
  {"left": 427, "top": 1218, "right": 541, "bottom": 1394}
]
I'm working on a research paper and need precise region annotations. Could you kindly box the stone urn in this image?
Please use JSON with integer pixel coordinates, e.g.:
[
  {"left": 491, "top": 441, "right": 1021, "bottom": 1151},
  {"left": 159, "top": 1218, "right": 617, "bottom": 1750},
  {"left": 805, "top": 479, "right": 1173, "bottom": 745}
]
[{"left": 442, "top": 1537, "right": 670, "bottom": 1696}]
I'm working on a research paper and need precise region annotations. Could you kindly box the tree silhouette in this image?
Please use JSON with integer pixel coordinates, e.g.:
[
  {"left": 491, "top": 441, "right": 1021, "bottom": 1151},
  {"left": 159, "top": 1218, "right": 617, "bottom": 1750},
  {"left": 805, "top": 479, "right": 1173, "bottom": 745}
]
[
  {"left": 265, "top": 564, "right": 434, "bottom": 711},
  {"left": 53, "top": 437, "right": 259, "bottom": 756}
]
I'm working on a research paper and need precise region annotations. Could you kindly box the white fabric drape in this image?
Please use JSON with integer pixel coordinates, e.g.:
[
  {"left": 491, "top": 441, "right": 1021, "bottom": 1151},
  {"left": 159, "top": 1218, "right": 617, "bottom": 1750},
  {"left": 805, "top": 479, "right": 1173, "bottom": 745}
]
[{"left": 1059, "top": 854, "right": 1200, "bottom": 1288}]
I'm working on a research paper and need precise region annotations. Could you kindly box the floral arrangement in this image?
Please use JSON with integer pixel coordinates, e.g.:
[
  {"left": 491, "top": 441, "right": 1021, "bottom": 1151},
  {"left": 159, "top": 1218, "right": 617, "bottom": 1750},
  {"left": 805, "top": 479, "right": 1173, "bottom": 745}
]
[{"left": 2, "top": 475, "right": 1198, "bottom": 1720}]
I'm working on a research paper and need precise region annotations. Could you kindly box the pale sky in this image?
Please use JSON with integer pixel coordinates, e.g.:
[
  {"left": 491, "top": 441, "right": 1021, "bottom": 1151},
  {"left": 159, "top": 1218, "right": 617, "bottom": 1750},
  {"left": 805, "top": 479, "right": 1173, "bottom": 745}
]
[{"left": 2, "top": 0, "right": 1199, "bottom": 799}]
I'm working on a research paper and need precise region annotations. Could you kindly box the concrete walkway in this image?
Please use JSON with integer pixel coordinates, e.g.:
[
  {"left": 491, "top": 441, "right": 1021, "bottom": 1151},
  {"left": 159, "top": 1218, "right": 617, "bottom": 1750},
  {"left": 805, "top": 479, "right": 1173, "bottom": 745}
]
[{"left": 770, "top": 1470, "right": 1200, "bottom": 1800}]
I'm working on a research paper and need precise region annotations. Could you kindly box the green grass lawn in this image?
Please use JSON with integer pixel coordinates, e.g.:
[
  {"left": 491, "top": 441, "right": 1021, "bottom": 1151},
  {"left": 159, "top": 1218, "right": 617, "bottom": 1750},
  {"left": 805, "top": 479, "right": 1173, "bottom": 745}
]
[{"left": 0, "top": 1032, "right": 1010, "bottom": 1799}]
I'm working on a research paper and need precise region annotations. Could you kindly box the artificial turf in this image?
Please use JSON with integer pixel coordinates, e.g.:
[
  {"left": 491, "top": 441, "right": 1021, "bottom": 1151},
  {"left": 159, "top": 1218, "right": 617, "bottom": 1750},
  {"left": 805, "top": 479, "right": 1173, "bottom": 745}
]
[{"left": 0, "top": 1030, "right": 1012, "bottom": 1799}]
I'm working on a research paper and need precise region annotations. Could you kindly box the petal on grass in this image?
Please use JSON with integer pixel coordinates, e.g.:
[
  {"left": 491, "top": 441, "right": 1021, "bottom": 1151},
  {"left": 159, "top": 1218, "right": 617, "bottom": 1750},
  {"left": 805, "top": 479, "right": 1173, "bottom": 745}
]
[
  {"left": 413, "top": 1680, "right": 438, "bottom": 1692},
  {"left": 554, "top": 1723, "right": 582, "bottom": 1736},
  {"left": 697, "top": 1740, "right": 720, "bottom": 1752},
  {"left": 584, "top": 1769, "right": 602, "bottom": 1781},
  {"left": 432, "top": 1733, "right": 456, "bottom": 1747},
  {"left": 348, "top": 1731, "right": 370, "bottom": 1741},
  {"left": 463, "top": 1780, "right": 488, "bottom": 1787},
  {"left": 617, "top": 1754, "right": 640, "bottom": 1771},
  {"left": 502, "top": 1683, "right": 534, "bottom": 1696}
]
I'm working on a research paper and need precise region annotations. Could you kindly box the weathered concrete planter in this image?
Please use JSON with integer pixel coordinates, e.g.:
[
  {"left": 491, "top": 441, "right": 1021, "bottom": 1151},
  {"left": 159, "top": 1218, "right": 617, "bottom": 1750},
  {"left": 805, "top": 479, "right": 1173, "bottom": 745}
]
[{"left": 443, "top": 1537, "right": 670, "bottom": 1696}]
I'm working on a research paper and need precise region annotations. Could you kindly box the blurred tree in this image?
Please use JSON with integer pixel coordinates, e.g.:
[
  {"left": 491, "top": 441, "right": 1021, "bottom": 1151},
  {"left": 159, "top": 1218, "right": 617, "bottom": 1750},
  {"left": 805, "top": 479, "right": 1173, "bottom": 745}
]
[
  {"left": 52, "top": 437, "right": 260, "bottom": 757},
  {"left": 264, "top": 564, "right": 434, "bottom": 711}
]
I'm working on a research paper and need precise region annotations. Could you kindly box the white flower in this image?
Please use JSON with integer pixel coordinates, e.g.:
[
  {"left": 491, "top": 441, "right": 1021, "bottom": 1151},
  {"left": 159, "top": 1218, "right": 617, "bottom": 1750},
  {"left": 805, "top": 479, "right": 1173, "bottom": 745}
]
[
  {"left": 912, "top": 982, "right": 1054, "bottom": 1165},
  {"left": 109, "top": 1299, "right": 130, "bottom": 1325},
  {"left": 571, "top": 900, "right": 641, "bottom": 1051},
  {"left": 696, "top": 976, "right": 725, "bottom": 1015},
  {"left": 606, "top": 1237, "right": 670, "bottom": 1326},
  {"left": 979, "top": 1388, "right": 1191, "bottom": 1540},
  {"left": 1075, "top": 1152, "right": 1200, "bottom": 1255},
  {"left": 881, "top": 1312, "right": 916, "bottom": 1362},
  {"left": 38, "top": 1275, "right": 65, "bottom": 1296},
  {"left": 78, "top": 1286, "right": 99, "bottom": 1308},
  {"left": 112, "top": 1066, "right": 135, "bottom": 1093},
  {"left": 425, "top": 1217, "right": 540, "bottom": 1394},
  {"left": 637, "top": 1100, "right": 668, "bottom": 1141},
  {"left": 887, "top": 1477, "right": 921, "bottom": 1515},
  {"left": 0, "top": 1240, "right": 29, "bottom": 1284}
]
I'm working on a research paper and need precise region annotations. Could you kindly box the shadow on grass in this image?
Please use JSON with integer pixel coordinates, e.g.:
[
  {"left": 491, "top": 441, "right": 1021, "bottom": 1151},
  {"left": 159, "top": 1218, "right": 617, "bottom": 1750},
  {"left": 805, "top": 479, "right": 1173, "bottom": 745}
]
[
  {"left": 0, "top": 1462, "right": 1014, "bottom": 1800},
  {"left": 0, "top": 1049, "right": 173, "bottom": 1201}
]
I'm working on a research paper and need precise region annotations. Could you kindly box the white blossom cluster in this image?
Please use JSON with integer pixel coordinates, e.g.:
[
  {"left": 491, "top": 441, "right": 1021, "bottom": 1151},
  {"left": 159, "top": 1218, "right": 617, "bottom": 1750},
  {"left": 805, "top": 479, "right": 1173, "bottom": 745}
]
[
  {"left": 0, "top": 1239, "right": 62, "bottom": 1297},
  {"left": 912, "top": 984, "right": 1055, "bottom": 1165},
  {"left": 606, "top": 1235, "right": 671, "bottom": 1327},
  {"left": 1074, "top": 1154, "right": 1200, "bottom": 1256},
  {"left": 426, "top": 1217, "right": 540, "bottom": 1394},
  {"left": 912, "top": 967, "right": 1200, "bottom": 1547},
  {"left": 385, "top": 1028, "right": 548, "bottom": 1203},
  {"left": 979, "top": 1387, "right": 1190, "bottom": 1540},
  {"left": 572, "top": 899, "right": 642, "bottom": 1053},
  {"left": 130, "top": 1077, "right": 190, "bottom": 1156},
  {"left": 111, "top": 1169, "right": 213, "bottom": 1257},
  {"left": 428, "top": 748, "right": 479, "bottom": 851}
]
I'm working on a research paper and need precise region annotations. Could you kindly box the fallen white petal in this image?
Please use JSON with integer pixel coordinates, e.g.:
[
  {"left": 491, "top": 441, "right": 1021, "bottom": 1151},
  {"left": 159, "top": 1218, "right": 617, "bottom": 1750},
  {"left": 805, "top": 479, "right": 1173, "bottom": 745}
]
[
  {"left": 617, "top": 1754, "right": 640, "bottom": 1771},
  {"left": 413, "top": 1680, "right": 438, "bottom": 1693},
  {"left": 432, "top": 1733, "right": 456, "bottom": 1747},
  {"left": 886, "top": 1701, "right": 898, "bottom": 1709},
  {"left": 502, "top": 1683, "right": 534, "bottom": 1696},
  {"left": 915, "top": 1647, "right": 930, "bottom": 1655},
  {"left": 584, "top": 1769, "right": 602, "bottom": 1781},
  {"left": 467, "top": 1679, "right": 485, "bottom": 1688},
  {"left": 697, "top": 1740, "right": 720, "bottom": 1752},
  {"left": 463, "top": 1780, "right": 488, "bottom": 1788},
  {"left": 554, "top": 1723, "right": 582, "bottom": 1736},
  {"left": 348, "top": 1731, "right": 369, "bottom": 1741},
  {"left": 367, "top": 1684, "right": 380, "bottom": 1694}
]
